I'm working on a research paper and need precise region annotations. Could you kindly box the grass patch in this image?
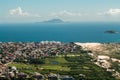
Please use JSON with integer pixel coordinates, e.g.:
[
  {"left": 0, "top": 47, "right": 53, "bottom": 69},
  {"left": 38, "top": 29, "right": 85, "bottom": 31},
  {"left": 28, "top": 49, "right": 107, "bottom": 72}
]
[{"left": 8, "top": 57, "right": 70, "bottom": 74}]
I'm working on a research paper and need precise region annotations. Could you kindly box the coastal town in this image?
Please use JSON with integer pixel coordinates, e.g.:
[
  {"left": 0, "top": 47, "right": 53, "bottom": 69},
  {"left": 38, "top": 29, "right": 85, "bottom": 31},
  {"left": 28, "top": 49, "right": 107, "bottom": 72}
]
[
  {"left": 0, "top": 41, "right": 120, "bottom": 80},
  {"left": 0, "top": 41, "right": 81, "bottom": 80}
]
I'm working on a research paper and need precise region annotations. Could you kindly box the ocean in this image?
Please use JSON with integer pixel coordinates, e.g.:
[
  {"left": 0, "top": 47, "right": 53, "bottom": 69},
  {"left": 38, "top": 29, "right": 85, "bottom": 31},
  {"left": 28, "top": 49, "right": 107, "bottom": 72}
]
[{"left": 0, "top": 22, "right": 120, "bottom": 43}]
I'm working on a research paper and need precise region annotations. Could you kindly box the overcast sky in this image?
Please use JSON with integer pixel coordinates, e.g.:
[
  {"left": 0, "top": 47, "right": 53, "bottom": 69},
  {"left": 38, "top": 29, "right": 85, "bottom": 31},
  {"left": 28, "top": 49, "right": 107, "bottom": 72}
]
[{"left": 1, "top": 0, "right": 120, "bottom": 23}]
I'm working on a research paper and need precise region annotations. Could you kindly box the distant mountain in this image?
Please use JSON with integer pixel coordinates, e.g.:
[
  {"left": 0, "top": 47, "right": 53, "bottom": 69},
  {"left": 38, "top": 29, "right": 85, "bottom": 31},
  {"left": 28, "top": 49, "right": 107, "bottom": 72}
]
[
  {"left": 43, "top": 19, "right": 64, "bottom": 23},
  {"left": 36, "top": 19, "right": 65, "bottom": 23}
]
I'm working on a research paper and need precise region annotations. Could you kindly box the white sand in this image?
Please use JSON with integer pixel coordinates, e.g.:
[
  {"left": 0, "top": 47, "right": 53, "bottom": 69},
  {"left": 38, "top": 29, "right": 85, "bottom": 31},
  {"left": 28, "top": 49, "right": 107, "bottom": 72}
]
[{"left": 75, "top": 42, "right": 104, "bottom": 52}]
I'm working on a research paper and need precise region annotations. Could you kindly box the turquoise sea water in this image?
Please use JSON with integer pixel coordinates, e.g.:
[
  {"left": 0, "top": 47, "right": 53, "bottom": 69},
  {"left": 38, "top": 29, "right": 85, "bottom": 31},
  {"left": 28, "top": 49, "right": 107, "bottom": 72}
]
[{"left": 0, "top": 22, "right": 120, "bottom": 43}]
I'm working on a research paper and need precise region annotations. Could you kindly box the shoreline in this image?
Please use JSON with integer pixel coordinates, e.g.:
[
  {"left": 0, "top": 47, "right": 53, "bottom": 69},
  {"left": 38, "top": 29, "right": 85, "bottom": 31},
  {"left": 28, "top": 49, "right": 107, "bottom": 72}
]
[{"left": 0, "top": 41, "right": 119, "bottom": 43}]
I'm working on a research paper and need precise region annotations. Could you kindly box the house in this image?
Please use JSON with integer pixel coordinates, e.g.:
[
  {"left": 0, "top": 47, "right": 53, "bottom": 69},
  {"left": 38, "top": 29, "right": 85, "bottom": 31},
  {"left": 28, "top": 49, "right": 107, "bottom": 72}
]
[
  {"left": 32, "top": 72, "right": 44, "bottom": 80},
  {"left": 97, "top": 55, "right": 110, "bottom": 61},
  {"left": 99, "top": 60, "right": 111, "bottom": 68},
  {"left": 48, "top": 73, "right": 59, "bottom": 80},
  {"left": 0, "top": 62, "right": 6, "bottom": 74},
  {"left": 17, "top": 72, "right": 28, "bottom": 79},
  {"left": 60, "top": 75, "right": 74, "bottom": 80}
]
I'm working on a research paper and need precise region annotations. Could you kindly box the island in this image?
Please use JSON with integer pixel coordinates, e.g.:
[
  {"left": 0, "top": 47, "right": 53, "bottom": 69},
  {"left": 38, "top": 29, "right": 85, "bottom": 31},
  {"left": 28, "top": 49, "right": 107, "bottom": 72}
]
[
  {"left": 104, "top": 30, "right": 119, "bottom": 34},
  {"left": 36, "top": 18, "right": 65, "bottom": 23}
]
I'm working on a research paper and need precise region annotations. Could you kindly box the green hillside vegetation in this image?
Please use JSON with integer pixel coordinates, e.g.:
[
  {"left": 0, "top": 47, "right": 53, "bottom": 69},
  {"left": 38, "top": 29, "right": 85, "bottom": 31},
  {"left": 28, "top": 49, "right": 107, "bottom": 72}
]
[{"left": 8, "top": 53, "right": 115, "bottom": 80}]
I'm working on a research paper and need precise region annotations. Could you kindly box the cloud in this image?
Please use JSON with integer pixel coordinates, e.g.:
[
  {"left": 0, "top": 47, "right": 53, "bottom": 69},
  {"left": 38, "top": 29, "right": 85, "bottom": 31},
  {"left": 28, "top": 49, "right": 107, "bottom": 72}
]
[
  {"left": 9, "top": 7, "right": 41, "bottom": 17},
  {"left": 51, "top": 10, "right": 84, "bottom": 17},
  {"left": 98, "top": 8, "right": 120, "bottom": 16},
  {"left": 9, "top": 7, "right": 29, "bottom": 16},
  {"left": 60, "top": 10, "right": 82, "bottom": 16}
]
